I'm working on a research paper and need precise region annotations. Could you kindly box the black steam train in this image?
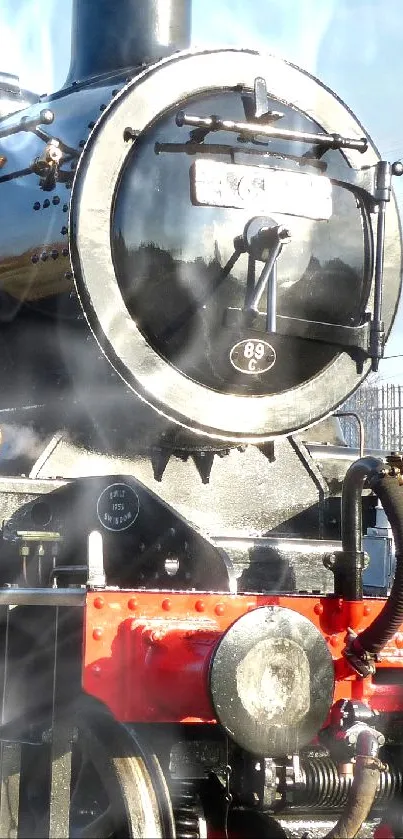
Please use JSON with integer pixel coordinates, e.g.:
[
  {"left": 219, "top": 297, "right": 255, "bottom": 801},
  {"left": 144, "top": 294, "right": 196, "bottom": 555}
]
[{"left": 0, "top": 0, "right": 402, "bottom": 836}]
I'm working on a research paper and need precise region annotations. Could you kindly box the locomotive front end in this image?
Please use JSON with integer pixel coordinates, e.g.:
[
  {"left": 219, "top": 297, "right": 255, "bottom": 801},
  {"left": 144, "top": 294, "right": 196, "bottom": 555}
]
[{"left": 0, "top": 2, "right": 402, "bottom": 838}]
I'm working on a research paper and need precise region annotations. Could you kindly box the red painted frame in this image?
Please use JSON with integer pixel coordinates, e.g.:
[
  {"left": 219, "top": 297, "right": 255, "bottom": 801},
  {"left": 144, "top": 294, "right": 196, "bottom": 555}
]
[{"left": 83, "top": 591, "right": 403, "bottom": 723}]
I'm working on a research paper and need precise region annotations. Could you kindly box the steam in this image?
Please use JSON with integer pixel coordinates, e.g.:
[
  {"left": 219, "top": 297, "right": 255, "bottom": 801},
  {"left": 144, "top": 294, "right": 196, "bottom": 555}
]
[{"left": 0, "top": 423, "right": 48, "bottom": 462}]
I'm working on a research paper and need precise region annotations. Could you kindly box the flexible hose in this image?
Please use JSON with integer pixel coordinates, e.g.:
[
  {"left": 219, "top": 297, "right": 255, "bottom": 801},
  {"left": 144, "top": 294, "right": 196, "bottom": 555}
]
[
  {"left": 324, "top": 755, "right": 383, "bottom": 839},
  {"left": 355, "top": 474, "right": 403, "bottom": 655}
]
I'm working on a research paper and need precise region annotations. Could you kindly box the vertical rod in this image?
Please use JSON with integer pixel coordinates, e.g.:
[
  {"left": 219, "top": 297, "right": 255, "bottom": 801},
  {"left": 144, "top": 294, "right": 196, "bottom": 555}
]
[
  {"left": 49, "top": 607, "right": 72, "bottom": 839},
  {"left": 245, "top": 256, "right": 256, "bottom": 308},
  {"left": 266, "top": 263, "right": 277, "bottom": 333},
  {"left": 0, "top": 608, "right": 21, "bottom": 838}
]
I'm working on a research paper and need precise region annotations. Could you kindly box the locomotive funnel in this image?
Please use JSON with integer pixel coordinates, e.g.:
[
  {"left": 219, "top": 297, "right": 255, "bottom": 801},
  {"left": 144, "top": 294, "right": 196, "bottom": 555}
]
[{"left": 65, "top": 0, "right": 192, "bottom": 86}]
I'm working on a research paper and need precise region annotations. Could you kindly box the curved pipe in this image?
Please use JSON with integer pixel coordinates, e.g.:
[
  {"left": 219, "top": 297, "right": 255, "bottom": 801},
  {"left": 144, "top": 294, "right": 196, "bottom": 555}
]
[
  {"left": 341, "top": 456, "right": 384, "bottom": 556},
  {"left": 324, "top": 755, "right": 382, "bottom": 839},
  {"left": 323, "top": 729, "right": 383, "bottom": 839},
  {"left": 354, "top": 473, "right": 403, "bottom": 656},
  {"left": 335, "top": 456, "right": 384, "bottom": 599}
]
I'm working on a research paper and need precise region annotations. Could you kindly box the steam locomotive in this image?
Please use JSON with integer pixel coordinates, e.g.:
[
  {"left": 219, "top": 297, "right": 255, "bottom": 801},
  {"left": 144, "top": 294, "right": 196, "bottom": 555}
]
[{"left": 0, "top": 0, "right": 402, "bottom": 836}]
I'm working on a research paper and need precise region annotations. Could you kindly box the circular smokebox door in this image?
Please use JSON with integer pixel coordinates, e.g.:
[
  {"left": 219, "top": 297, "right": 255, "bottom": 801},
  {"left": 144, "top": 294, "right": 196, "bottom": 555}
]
[{"left": 70, "top": 48, "right": 401, "bottom": 442}]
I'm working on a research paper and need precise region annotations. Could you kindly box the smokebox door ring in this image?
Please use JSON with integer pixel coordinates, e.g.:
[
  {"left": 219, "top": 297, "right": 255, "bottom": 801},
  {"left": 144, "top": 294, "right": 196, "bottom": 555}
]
[{"left": 70, "top": 49, "right": 401, "bottom": 440}]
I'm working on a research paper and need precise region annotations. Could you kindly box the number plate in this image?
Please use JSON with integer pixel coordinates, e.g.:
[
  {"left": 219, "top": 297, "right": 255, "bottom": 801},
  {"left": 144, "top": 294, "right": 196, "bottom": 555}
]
[
  {"left": 230, "top": 338, "right": 276, "bottom": 375},
  {"left": 192, "top": 159, "right": 332, "bottom": 220}
]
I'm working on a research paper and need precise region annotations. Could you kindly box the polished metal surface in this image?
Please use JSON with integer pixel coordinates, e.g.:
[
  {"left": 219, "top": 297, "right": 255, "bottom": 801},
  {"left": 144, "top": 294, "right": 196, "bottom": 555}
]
[{"left": 65, "top": 0, "right": 192, "bottom": 85}]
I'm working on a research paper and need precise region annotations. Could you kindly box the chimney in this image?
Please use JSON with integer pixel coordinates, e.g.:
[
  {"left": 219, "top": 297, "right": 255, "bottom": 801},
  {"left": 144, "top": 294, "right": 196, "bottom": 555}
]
[{"left": 65, "top": 0, "right": 192, "bottom": 86}]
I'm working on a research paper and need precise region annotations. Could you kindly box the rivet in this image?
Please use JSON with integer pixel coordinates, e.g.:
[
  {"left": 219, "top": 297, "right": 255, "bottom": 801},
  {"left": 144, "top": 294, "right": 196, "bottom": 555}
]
[
  {"left": 363, "top": 604, "right": 372, "bottom": 616},
  {"left": 128, "top": 597, "right": 138, "bottom": 611},
  {"left": 92, "top": 664, "right": 102, "bottom": 676},
  {"left": 33, "top": 201, "right": 40, "bottom": 210},
  {"left": 330, "top": 636, "right": 339, "bottom": 647},
  {"left": 79, "top": 140, "right": 85, "bottom": 148},
  {"left": 195, "top": 599, "right": 205, "bottom": 612},
  {"left": 94, "top": 596, "right": 104, "bottom": 609},
  {"left": 92, "top": 628, "right": 103, "bottom": 640},
  {"left": 51, "top": 249, "right": 59, "bottom": 260},
  {"left": 314, "top": 603, "right": 324, "bottom": 615},
  {"left": 52, "top": 196, "right": 60, "bottom": 205},
  {"left": 215, "top": 603, "right": 225, "bottom": 616},
  {"left": 64, "top": 271, "right": 73, "bottom": 280},
  {"left": 88, "top": 121, "right": 96, "bottom": 129},
  {"left": 31, "top": 254, "right": 39, "bottom": 264},
  {"left": 112, "top": 89, "right": 119, "bottom": 96},
  {"left": 61, "top": 226, "right": 68, "bottom": 235},
  {"left": 162, "top": 598, "right": 171, "bottom": 611},
  {"left": 62, "top": 204, "right": 68, "bottom": 212},
  {"left": 148, "top": 629, "right": 165, "bottom": 645},
  {"left": 43, "top": 199, "right": 50, "bottom": 208},
  {"left": 99, "top": 103, "right": 106, "bottom": 111},
  {"left": 40, "top": 252, "right": 48, "bottom": 261},
  {"left": 62, "top": 248, "right": 69, "bottom": 257}
]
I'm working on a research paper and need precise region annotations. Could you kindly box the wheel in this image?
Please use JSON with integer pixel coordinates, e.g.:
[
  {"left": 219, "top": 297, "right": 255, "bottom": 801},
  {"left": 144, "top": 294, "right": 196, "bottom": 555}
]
[
  {"left": 68, "top": 696, "right": 175, "bottom": 838},
  {"left": 1, "top": 695, "right": 175, "bottom": 838}
]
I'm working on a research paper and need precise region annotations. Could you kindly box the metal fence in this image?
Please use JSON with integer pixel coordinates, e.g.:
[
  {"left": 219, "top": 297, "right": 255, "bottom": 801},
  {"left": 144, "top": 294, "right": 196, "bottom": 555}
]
[{"left": 340, "top": 384, "right": 403, "bottom": 451}]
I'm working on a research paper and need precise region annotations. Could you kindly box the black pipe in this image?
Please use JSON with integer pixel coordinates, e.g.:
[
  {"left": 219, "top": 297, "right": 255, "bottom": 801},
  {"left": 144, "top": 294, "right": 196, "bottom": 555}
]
[
  {"left": 333, "top": 456, "right": 384, "bottom": 599},
  {"left": 354, "top": 473, "right": 403, "bottom": 656},
  {"left": 65, "top": 0, "right": 192, "bottom": 86}
]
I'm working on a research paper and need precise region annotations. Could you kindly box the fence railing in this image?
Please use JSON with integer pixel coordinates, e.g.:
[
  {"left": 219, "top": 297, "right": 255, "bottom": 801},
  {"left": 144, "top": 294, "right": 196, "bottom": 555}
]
[{"left": 340, "top": 384, "right": 403, "bottom": 452}]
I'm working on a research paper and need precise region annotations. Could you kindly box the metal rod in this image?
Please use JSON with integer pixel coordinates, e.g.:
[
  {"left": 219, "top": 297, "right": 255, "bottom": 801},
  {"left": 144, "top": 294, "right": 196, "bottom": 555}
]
[
  {"left": 0, "top": 589, "right": 85, "bottom": 606},
  {"left": 176, "top": 111, "right": 368, "bottom": 152},
  {"left": 266, "top": 263, "right": 277, "bottom": 332},
  {"left": 374, "top": 202, "right": 386, "bottom": 317},
  {"left": 335, "top": 411, "right": 365, "bottom": 459},
  {"left": 0, "top": 109, "right": 53, "bottom": 140},
  {"left": 247, "top": 241, "right": 283, "bottom": 313}
]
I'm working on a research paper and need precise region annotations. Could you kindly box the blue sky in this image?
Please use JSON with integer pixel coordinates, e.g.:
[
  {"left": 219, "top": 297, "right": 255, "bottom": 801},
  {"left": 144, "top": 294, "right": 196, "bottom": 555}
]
[{"left": 0, "top": 0, "right": 402, "bottom": 383}]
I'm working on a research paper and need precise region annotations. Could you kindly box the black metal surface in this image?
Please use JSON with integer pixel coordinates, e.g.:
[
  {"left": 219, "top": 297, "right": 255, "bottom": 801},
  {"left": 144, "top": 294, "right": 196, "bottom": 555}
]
[
  {"left": 1, "top": 475, "right": 234, "bottom": 592},
  {"left": 65, "top": 0, "right": 191, "bottom": 85},
  {"left": 26, "top": 435, "right": 330, "bottom": 541},
  {"left": 209, "top": 605, "right": 334, "bottom": 757}
]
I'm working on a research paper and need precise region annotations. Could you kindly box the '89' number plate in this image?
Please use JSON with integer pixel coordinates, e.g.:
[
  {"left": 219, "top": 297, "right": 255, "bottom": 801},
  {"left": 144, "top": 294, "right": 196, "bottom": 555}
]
[{"left": 229, "top": 338, "right": 276, "bottom": 375}]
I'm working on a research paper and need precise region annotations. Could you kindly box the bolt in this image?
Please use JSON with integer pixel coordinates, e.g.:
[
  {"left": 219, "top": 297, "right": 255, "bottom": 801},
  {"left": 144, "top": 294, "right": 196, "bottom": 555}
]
[{"left": 94, "top": 596, "right": 104, "bottom": 609}]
